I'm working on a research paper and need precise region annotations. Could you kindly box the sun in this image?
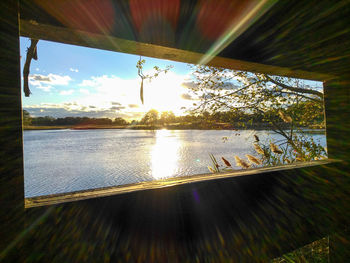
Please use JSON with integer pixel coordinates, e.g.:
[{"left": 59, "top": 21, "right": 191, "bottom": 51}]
[{"left": 142, "top": 72, "right": 192, "bottom": 115}]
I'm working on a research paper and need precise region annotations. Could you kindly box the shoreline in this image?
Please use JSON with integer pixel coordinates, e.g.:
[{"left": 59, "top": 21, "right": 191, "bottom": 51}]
[{"left": 23, "top": 125, "right": 326, "bottom": 134}]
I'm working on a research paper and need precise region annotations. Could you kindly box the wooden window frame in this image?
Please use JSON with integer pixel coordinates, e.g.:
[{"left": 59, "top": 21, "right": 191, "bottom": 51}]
[
  {"left": 2, "top": 1, "right": 349, "bottom": 261},
  {"left": 18, "top": 19, "right": 339, "bottom": 208}
]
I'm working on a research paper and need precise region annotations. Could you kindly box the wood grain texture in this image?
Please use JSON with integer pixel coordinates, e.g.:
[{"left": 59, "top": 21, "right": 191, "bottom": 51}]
[{"left": 20, "top": 20, "right": 334, "bottom": 81}]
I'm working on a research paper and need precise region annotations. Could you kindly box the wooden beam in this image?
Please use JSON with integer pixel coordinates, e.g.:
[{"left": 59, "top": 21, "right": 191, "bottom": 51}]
[
  {"left": 25, "top": 159, "right": 336, "bottom": 208},
  {"left": 0, "top": 0, "right": 25, "bottom": 260},
  {"left": 20, "top": 20, "right": 334, "bottom": 81}
]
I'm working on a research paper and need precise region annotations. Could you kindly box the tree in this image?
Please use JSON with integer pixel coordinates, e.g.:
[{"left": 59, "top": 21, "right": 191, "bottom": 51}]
[
  {"left": 187, "top": 65, "right": 326, "bottom": 165},
  {"left": 22, "top": 110, "right": 32, "bottom": 126},
  {"left": 31, "top": 116, "right": 55, "bottom": 126},
  {"left": 114, "top": 117, "right": 128, "bottom": 126},
  {"left": 140, "top": 109, "right": 159, "bottom": 125},
  {"left": 160, "top": 111, "right": 175, "bottom": 124}
]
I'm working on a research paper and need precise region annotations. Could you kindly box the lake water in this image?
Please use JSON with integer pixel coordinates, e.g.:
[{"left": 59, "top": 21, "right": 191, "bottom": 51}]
[{"left": 23, "top": 129, "right": 327, "bottom": 197}]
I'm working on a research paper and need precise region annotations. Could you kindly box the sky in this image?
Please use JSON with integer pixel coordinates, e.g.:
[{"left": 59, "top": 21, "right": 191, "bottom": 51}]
[
  {"left": 20, "top": 36, "right": 323, "bottom": 121},
  {"left": 20, "top": 37, "right": 197, "bottom": 121}
]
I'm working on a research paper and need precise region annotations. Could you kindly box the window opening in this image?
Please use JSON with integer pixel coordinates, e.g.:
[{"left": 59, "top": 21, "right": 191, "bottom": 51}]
[{"left": 21, "top": 37, "right": 327, "bottom": 202}]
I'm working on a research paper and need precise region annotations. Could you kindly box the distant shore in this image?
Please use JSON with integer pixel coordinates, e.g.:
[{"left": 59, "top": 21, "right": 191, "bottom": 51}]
[
  {"left": 23, "top": 125, "right": 124, "bottom": 130},
  {"left": 23, "top": 124, "right": 236, "bottom": 130},
  {"left": 23, "top": 123, "right": 325, "bottom": 133}
]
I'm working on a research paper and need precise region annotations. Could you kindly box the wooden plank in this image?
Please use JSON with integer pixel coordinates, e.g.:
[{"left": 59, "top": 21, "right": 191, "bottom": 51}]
[
  {"left": 0, "top": 0, "right": 25, "bottom": 259},
  {"left": 25, "top": 159, "right": 337, "bottom": 208},
  {"left": 20, "top": 20, "right": 335, "bottom": 81}
]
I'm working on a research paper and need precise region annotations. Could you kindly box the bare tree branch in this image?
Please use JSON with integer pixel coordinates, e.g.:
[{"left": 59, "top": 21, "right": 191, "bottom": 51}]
[
  {"left": 23, "top": 39, "right": 39, "bottom": 97},
  {"left": 279, "top": 91, "right": 322, "bottom": 103},
  {"left": 265, "top": 75, "right": 324, "bottom": 99}
]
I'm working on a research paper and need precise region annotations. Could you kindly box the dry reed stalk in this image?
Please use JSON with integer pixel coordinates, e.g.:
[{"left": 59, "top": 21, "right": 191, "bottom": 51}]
[
  {"left": 234, "top": 156, "right": 250, "bottom": 169},
  {"left": 245, "top": 154, "right": 262, "bottom": 165},
  {"left": 222, "top": 157, "right": 232, "bottom": 167},
  {"left": 270, "top": 143, "right": 283, "bottom": 154},
  {"left": 254, "top": 135, "right": 260, "bottom": 142},
  {"left": 254, "top": 143, "right": 265, "bottom": 155},
  {"left": 208, "top": 166, "right": 216, "bottom": 173},
  {"left": 284, "top": 158, "right": 291, "bottom": 164}
]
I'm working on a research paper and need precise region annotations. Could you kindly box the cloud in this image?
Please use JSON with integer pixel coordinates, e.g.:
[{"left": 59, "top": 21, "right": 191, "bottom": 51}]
[
  {"left": 24, "top": 72, "right": 196, "bottom": 120},
  {"left": 36, "top": 85, "right": 53, "bottom": 92},
  {"left": 59, "top": 89, "right": 74, "bottom": 95},
  {"left": 110, "top": 106, "right": 125, "bottom": 110},
  {"left": 76, "top": 73, "right": 196, "bottom": 116},
  {"left": 63, "top": 102, "right": 78, "bottom": 106},
  {"left": 77, "top": 75, "right": 141, "bottom": 111},
  {"left": 69, "top": 68, "right": 79, "bottom": 72},
  {"left": 118, "top": 111, "right": 144, "bottom": 120},
  {"left": 181, "top": 82, "right": 197, "bottom": 89},
  {"left": 31, "top": 75, "right": 50, "bottom": 81},
  {"left": 29, "top": 73, "right": 72, "bottom": 86},
  {"left": 79, "top": 75, "right": 137, "bottom": 92},
  {"left": 24, "top": 104, "right": 143, "bottom": 120},
  {"left": 79, "top": 88, "right": 90, "bottom": 95},
  {"left": 180, "top": 93, "right": 194, "bottom": 100}
]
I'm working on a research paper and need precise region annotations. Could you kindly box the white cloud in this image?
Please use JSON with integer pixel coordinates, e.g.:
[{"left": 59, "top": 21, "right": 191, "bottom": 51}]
[
  {"left": 70, "top": 68, "right": 79, "bottom": 72},
  {"left": 26, "top": 103, "right": 61, "bottom": 109},
  {"left": 180, "top": 93, "right": 195, "bottom": 100},
  {"left": 59, "top": 89, "right": 74, "bottom": 95},
  {"left": 78, "top": 75, "right": 141, "bottom": 109},
  {"left": 36, "top": 85, "right": 53, "bottom": 92},
  {"left": 24, "top": 103, "right": 133, "bottom": 119},
  {"left": 25, "top": 72, "right": 195, "bottom": 120},
  {"left": 29, "top": 73, "right": 72, "bottom": 86},
  {"left": 30, "top": 75, "right": 50, "bottom": 82},
  {"left": 28, "top": 73, "right": 72, "bottom": 94},
  {"left": 79, "top": 88, "right": 90, "bottom": 95},
  {"left": 77, "top": 73, "right": 196, "bottom": 116}
]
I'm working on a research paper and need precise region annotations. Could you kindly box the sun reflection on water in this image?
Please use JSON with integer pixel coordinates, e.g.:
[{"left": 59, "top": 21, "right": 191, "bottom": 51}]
[{"left": 150, "top": 129, "right": 181, "bottom": 180}]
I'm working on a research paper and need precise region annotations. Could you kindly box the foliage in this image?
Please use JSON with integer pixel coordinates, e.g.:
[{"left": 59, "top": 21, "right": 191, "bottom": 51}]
[
  {"left": 186, "top": 65, "right": 327, "bottom": 171},
  {"left": 159, "top": 111, "right": 176, "bottom": 124},
  {"left": 24, "top": 115, "right": 128, "bottom": 126},
  {"left": 209, "top": 132, "right": 327, "bottom": 174},
  {"left": 140, "top": 109, "right": 159, "bottom": 125},
  {"left": 187, "top": 65, "right": 324, "bottom": 128},
  {"left": 139, "top": 110, "right": 176, "bottom": 125},
  {"left": 113, "top": 117, "right": 128, "bottom": 125},
  {"left": 253, "top": 133, "right": 327, "bottom": 166},
  {"left": 22, "top": 110, "right": 32, "bottom": 126}
]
